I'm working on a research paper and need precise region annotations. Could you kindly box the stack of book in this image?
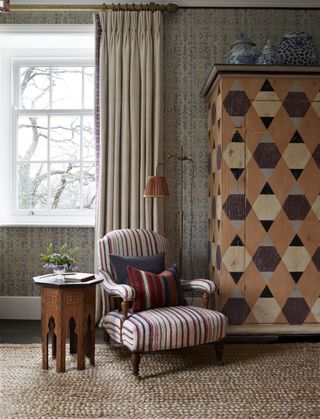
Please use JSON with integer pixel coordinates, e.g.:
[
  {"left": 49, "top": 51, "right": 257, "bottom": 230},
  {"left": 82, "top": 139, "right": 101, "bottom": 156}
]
[{"left": 62, "top": 273, "right": 96, "bottom": 282}]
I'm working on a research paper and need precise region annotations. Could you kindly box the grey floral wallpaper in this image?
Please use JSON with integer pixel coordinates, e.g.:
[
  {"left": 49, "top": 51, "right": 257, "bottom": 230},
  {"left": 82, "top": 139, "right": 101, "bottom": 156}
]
[{"left": 1, "top": 8, "right": 320, "bottom": 296}]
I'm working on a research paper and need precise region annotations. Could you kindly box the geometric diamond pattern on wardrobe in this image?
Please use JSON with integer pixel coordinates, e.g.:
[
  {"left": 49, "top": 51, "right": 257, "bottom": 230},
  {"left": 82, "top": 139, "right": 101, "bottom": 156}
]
[
  {"left": 207, "top": 69, "right": 320, "bottom": 328},
  {"left": 283, "top": 131, "right": 311, "bottom": 174},
  {"left": 283, "top": 91, "right": 310, "bottom": 118},
  {"left": 252, "top": 79, "right": 281, "bottom": 130}
]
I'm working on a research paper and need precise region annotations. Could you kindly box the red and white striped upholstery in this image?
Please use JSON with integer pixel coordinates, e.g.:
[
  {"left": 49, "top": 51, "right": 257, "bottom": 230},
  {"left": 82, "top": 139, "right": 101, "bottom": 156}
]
[
  {"left": 99, "top": 229, "right": 172, "bottom": 275},
  {"left": 98, "top": 229, "right": 172, "bottom": 318},
  {"left": 180, "top": 279, "right": 217, "bottom": 293},
  {"left": 104, "top": 306, "right": 226, "bottom": 352},
  {"left": 98, "top": 229, "right": 227, "bottom": 354}
]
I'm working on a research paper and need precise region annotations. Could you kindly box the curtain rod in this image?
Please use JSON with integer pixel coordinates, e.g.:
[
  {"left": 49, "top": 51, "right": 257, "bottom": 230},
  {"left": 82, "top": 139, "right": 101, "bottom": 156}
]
[{"left": 8, "top": 2, "right": 178, "bottom": 13}]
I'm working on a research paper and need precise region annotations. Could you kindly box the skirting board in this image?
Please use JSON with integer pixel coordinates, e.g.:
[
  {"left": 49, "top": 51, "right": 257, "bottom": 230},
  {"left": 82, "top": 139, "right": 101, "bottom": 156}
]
[
  {"left": 0, "top": 296, "right": 203, "bottom": 320},
  {"left": 227, "top": 324, "right": 320, "bottom": 335},
  {"left": 0, "top": 296, "right": 41, "bottom": 320}
]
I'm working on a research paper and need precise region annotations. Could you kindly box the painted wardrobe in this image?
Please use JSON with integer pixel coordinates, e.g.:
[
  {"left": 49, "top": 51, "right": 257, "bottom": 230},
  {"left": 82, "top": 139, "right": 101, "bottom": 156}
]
[{"left": 202, "top": 65, "right": 320, "bottom": 335}]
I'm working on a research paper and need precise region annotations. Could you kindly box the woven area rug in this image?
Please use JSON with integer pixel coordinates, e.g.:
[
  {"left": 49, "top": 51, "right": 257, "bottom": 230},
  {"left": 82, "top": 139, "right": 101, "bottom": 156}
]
[{"left": 0, "top": 343, "right": 319, "bottom": 419}]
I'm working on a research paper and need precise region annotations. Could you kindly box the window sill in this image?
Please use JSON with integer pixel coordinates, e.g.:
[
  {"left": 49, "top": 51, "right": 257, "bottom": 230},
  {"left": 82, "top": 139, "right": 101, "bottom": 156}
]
[
  {"left": 0, "top": 222, "right": 95, "bottom": 228},
  {"left": 0, "top": 215, "right": 95, "bottom": 228}
]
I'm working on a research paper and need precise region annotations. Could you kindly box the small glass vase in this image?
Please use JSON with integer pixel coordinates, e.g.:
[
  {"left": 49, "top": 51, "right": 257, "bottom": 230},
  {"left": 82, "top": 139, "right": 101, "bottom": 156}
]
[{"left": 53, "top": 265, "right": 66, "bottom": 281}]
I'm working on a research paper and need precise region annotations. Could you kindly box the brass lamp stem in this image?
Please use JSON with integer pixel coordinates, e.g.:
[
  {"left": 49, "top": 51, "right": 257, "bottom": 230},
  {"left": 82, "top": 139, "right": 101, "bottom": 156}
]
[
  {"left": 168, "top": 153, "right": 194, "bottom": 278},
  {"left": 179, "top": 209, "right": 184, "bottom": 278},
  {"left": 149, "top": 153, "right": 195, "bottom": 278}
]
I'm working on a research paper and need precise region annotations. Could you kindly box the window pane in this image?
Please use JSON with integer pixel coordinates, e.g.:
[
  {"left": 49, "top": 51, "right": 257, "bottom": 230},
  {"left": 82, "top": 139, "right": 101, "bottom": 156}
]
[
  {"left": 17, "top": 116, "right": 48, "bottom": 161},
  {"left": 83, "top": 164, "right": 96, "bottom": 209},
  {"left": 20, "top": 66, "right": 50, "bottom": 110},
  {"left": 82, "top": 116, "right": 95, "bottom": 161},
  {"left": 50, "top": 163, "right": 80, "bottom": 209},
  {"left": 18, "top": 162, "right": 47, "bottom": 209},
  {"left": 84, "top": 67, "right": 94, "bottom": 109},
  {"left": 52, "top": 67, "right": 82, "bottom": 109},
  {"left": 50, "top": 116, "right": 80, "bottom": 161}
]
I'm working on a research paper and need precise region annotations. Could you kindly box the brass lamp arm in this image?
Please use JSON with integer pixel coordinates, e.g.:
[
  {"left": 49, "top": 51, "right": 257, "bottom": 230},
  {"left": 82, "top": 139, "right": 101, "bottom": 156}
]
[
  {"left": 168, "top": 154, "right": 194, "bottom": 163},
  {"left": 155, "top": 154, "right": 194, "bottom": 175}
]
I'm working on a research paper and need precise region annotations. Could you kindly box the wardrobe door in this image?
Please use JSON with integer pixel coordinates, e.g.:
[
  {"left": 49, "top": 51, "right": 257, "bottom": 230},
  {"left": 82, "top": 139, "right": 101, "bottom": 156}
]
[
  {"left": 219, "top": 77, "right": 250, "bottom": 325},
  {"left": 244, "top": 77, "right": 285, "bottom": 326}
]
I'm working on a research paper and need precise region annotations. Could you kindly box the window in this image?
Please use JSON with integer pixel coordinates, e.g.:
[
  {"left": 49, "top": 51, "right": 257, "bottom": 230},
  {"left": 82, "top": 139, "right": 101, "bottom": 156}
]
[
  {"left": 13, "top": 62, "right": 95, "bottom": 215},
  {"left": 0, "top": 27, "right": 95, "bottom": 225}
]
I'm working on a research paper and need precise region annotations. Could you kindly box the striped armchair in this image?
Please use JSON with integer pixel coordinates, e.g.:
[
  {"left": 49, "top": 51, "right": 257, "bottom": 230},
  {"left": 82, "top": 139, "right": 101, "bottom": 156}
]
[{"left": 98, "top": 228, "right": 227, "bottom": 376}]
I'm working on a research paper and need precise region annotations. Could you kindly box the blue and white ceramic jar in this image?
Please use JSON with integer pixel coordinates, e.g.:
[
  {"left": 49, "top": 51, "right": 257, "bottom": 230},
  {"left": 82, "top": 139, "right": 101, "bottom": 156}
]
[
  {"left": 256, "top": 40, "right": 282, "bottom": 65},
  {"left": 227, "top": 33, "right": 258, "bottom": 65},
  {"left": 279, "top": 32, "right": 317, "bottom": 65}
]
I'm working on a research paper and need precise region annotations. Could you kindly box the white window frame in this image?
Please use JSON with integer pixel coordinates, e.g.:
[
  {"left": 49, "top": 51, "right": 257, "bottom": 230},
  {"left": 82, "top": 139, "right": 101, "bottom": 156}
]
[
  {"left": 12, "top": 58, "right": 95, "bottom": 217},
  {"left": 0, "top": 25, "right": 95, "bottom": 226}
]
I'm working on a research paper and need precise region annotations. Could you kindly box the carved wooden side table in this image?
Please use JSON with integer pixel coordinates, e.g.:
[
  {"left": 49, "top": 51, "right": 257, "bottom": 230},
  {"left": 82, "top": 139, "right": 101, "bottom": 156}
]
[{"left": 33, "top": 275, "right": 103, "bottom": 373}]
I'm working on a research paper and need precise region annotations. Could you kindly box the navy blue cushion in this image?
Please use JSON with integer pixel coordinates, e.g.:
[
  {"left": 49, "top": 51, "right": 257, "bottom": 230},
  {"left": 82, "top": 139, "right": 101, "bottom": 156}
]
[{"left": 109, "top": 252, "right": 165, "bottom": 285}]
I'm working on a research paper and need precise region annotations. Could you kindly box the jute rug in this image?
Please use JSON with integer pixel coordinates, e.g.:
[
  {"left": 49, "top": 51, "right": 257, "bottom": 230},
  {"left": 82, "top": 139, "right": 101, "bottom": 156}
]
[{"left": 0, "top": 343, "right": 319, "bottom": 419}]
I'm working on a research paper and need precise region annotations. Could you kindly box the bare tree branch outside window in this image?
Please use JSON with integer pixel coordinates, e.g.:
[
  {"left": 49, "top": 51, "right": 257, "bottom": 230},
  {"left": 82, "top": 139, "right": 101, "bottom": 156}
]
[{"left": 16, "top": 65, "right": 95, "bottom": 212}]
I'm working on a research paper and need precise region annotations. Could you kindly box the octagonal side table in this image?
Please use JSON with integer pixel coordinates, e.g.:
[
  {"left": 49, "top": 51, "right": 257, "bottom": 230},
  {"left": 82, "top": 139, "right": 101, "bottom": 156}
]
[{"left": 33, "top": 275, "right": 103, "bottom": 373}]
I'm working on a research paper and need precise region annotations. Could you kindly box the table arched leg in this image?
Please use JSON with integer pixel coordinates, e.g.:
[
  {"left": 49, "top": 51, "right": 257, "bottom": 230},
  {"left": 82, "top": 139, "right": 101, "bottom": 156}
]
[
  {"left": 41, "top": 316, "right": 50, "bottom": 370},
  {"left": 56, "top": 322, "right": 66, "bottom": 373},
  {"left": 85, "top": 314, "right": 95, "bottom": 365},
  {"left": 77, "top": 315, "right": 85, "bottom": 370}
]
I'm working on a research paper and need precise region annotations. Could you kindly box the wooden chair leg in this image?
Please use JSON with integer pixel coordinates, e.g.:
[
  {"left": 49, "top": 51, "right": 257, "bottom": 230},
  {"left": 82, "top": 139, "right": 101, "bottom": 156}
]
[
  {"left": 215, "top": 340, "right": 224, "bottom": 364},
  {"left": 103, "top": 328, "right": 111, "bottom": 344},
  {"left": 131, "top": 352, "right": 141, "bottom": 376}
]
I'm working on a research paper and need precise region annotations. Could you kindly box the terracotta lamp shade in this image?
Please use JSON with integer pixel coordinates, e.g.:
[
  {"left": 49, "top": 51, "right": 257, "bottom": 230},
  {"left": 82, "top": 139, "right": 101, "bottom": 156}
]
[
  {"left": 143, "top": 176, "right": 170, "bottom": 198},
  {"left": 0, "top": 0, "right": 10, "bottom": 11}
]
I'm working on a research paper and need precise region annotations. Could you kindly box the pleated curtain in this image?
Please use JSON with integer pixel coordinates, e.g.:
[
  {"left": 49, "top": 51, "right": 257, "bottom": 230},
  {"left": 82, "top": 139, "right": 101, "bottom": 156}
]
[
  {"left": 95, "top": 10, "right": 164, "bottom": 241},
  {"left": 94, "top": 11, "right": 164, "bottom": 321}
]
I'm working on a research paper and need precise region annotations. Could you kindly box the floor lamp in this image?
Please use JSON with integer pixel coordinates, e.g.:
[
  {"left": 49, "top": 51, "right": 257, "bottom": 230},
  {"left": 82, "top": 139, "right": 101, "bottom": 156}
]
[{"left": 143, "top": 154, "right": 195, "bottom": 277}]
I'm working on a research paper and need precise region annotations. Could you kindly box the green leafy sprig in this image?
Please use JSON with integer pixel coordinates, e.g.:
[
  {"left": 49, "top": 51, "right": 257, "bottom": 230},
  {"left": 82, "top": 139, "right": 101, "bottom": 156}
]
[{"left": 40, "top": 243, "right": 78, "bottom": 271}]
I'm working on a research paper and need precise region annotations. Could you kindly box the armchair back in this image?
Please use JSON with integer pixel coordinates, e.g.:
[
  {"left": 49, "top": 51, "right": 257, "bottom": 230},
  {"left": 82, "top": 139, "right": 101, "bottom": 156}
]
[{"left": 98, "top": 228, "right": 172, "bottom": 279}]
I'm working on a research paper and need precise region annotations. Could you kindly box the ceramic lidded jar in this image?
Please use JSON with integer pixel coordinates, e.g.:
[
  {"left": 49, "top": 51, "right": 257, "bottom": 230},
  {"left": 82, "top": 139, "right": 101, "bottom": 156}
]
[
  {"left": 227, "top": 33, "right": 258, "bottom": 64},
  {"left": 279, "top": 31, "right": 317, "bottom": 65},
  {"left": 256, "top": 40, "right": 282, "bottom": 65}
]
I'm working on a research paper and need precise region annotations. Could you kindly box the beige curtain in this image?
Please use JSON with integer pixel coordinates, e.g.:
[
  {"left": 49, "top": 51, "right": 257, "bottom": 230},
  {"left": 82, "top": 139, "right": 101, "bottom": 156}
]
[
  {"left": 96, "top": 10, "right": 163, "bottom": 241},
  {"left": 95, "top": 11, "right": 164, "bottom": 320}
]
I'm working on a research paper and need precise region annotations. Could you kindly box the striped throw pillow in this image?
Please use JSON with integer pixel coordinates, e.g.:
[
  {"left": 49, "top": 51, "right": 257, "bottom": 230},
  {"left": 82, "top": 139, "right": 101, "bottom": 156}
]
[{"left": 127, "top": 265, "right": 186, "bottom": 313}]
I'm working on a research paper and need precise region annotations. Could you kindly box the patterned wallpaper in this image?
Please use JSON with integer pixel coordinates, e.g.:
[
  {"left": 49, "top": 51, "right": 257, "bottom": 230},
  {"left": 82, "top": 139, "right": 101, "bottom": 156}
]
[
  {"left": 1, "top": 8, "right": 320, "bottom": 295},
  {"left": 162, "top": 8, "right": 320, "bottom": 280},
  {"left": 0, "top": 11, "right": 93, "bottom": 24},
  {"left": 0, "top": 227, "right": 95, "bottom": 296}
]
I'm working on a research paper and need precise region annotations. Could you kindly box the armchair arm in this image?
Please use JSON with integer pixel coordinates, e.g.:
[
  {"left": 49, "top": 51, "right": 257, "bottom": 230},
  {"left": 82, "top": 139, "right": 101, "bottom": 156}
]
[
  {"left": 180, "top": 279, "right": 217, "bottom": 294},
  {"left": 99, "top": 270, "right": 136, "bottom": 301}
]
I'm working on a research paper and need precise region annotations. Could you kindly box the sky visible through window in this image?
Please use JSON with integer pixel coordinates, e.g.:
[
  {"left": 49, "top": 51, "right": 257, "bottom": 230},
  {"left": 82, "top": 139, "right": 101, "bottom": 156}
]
[{"left": 16, "top": 65, "right": 95, "bottom": 212}]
